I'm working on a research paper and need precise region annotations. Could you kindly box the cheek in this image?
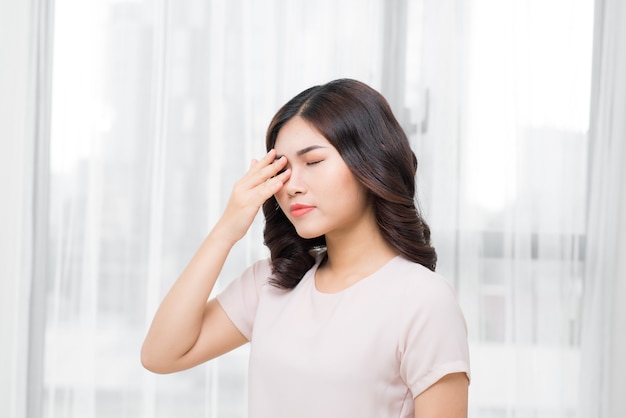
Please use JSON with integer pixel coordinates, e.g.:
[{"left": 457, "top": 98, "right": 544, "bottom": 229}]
[
  {"left": 332, "top": 168, "right": 364, "bottom": 198},
  {"left": 273, "top": 190, "right": 284, "bottom": 205},
  {"left": 273, "top": 190, "right": 289, "bottom": 211}
]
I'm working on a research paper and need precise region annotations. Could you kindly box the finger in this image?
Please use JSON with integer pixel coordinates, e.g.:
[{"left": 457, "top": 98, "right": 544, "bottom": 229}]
[
  {"left": 262, "top": 170, "right": 289, "bottom": 196},
  {"left": 246, "top": 154, "right": 287, "bottom": 186},
  {"left": 270, "top": 168, "right": 291, "bottom": 194},
  {"left": 245, "top": 150, "right": 274, "bottom": 172},
  {"left": 238, "top": 150, "right": 286, "bottom": 194},
  {"left": 275, "top": 167, "right": 291, "bottom": 182},
  {"left": 249, "top": 168, "right": 290, "bottom": 202},
  {"left": 261, "top": 154, "right": 288, "bottom": 179},
  {"left": 257, "top": 149, "right": 277, "bottom": 166},
  {"left": 245, "top": 150, "right": 278, "bottom": 176}
]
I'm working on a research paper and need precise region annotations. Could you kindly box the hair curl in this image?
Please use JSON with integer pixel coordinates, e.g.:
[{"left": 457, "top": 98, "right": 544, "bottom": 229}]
[{"left": 262, "top": 79, "right": 436, "bottom": 289}]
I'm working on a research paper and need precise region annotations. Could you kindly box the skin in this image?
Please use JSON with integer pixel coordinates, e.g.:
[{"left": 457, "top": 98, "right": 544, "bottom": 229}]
[
  {"left": 274, "top": 117, "right": 399, "bottom": 293},
  {"left": 141, "top": 116, "right": 469, "bottom": 417}
]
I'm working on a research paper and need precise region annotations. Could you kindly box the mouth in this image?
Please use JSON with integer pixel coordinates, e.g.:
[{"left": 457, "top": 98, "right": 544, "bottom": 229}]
[{"left": 290, "top": 203, "right": 315, "bottom": 218}]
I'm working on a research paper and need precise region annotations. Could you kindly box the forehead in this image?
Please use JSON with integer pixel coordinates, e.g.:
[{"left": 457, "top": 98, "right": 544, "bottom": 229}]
[{"left": 274, "top": 117, "right": 332, "bottom": 153}]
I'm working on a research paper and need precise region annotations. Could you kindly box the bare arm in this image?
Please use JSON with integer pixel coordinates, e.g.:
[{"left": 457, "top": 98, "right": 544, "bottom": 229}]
[
  {"left": 413, "top": 372, "right": 469, "bottom": 418},
  {"left": 141, "top": 150, "right": 290, "bottom": 374}
]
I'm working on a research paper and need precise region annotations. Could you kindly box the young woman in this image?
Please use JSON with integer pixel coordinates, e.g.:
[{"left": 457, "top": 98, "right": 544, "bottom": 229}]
[{"left": 141, "top": 79, "right": 470, "bottom": 417}]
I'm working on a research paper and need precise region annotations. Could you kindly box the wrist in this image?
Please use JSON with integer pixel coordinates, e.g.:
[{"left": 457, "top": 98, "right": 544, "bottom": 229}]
[{"left": 209, "top": 219, "right": 243, "bottom": 249}]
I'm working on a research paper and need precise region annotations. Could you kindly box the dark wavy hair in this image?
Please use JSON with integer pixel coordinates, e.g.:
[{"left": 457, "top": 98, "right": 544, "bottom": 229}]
[{"left": 262, "top": 78, "right": 436, "bottom": 289}]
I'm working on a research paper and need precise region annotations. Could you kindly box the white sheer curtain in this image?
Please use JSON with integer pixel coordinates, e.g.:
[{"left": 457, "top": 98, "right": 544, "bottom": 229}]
[
  {"left": 417, "top": 0, "right": 593, "bottom": 417},
  {"left": 17, "top": 0, "right": 603, "bottom": 417},
  {"left": 1, "top": 0, "right": 53, "bottom": 417},
  {"left": 40, "top": 0, "right": 416, "bottom": 417},
  {"left": 0, "top": 1, "right": 35, "bottom": 417},
  {"left": 579, "top": 0, "right": 626, "bottom": 417}
]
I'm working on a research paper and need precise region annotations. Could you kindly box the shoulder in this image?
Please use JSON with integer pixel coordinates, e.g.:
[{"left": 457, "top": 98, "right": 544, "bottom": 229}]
[
  {"left": 247, "top": 258, "right": 273, "bottom": 279},
  {"left": 218, "top": 258, "right": 274, "bottom": 301},
  {"left": 392, "top": 258, "right": 469, "bottom": 360},
  {"left": 390, "top": 257, "right": 456, "bottom": 295},
  {"left": 215, "top": 258, "right": 275, "bottom": 341},
  {"left": 389, "top": 257, "right": 464, "bottom": 320},
  {"left": 238, "top": 258, "right": 275, "bottom": 292}
]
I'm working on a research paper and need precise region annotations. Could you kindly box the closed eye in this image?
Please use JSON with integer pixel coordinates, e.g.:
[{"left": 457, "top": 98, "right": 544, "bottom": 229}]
[{"left": 306, "top": 160, "right": 323, "bottom": 166}]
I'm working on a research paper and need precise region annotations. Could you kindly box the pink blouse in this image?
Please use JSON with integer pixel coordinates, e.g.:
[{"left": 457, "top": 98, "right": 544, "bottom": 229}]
[{"left": 217, "top": 255, "right": 470, "bottom": 418}]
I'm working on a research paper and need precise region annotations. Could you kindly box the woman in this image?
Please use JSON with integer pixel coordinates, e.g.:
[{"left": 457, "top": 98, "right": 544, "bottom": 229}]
[{"left": 141, "top": 79, "right": 470, "bottom": 417}]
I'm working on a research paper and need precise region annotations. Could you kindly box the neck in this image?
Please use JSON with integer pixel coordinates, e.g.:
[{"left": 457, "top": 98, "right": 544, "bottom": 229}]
[
  {"left": 325, "top": 233, "right": 397, "bottom": 271},
  {"left": 318, "top": 213, "right": 399, "bottom": 291}
]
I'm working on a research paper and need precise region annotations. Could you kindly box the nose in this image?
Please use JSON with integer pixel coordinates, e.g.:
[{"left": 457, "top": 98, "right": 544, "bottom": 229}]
[{"left": 283, "top": 167, "right": 306, "bottom": 197}]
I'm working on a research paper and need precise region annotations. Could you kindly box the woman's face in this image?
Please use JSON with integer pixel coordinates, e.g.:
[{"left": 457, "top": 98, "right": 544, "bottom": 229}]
[{"left": 273, "top": 116, "right": 372, "bottom": 240}]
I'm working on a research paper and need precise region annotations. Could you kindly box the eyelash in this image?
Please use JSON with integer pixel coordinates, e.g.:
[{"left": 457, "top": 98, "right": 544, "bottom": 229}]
[{"left": 275, "top": 160, "right": 322, "bottom": 175}]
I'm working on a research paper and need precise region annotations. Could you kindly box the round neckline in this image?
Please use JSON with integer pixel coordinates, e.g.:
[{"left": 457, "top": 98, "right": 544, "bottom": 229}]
[{"left": 310, "top": 254, "right": 401, "bottom": 295}]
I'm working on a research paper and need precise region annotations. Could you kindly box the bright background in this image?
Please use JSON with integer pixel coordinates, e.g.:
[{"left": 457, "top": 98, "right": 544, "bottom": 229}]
[{"left": 1, "top": 0, "right": 625, "bottom": 417}]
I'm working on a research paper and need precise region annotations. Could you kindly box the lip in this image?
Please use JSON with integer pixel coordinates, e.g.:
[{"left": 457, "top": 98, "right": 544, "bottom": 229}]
[{"left": 290, "top": 203, "right": 315, "bottom": 218}]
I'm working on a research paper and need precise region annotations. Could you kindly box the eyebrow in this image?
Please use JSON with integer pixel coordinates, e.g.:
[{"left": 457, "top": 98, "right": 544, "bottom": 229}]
[
  {"left": 296, "top": 145, "right": 327, "bottom": 156},
  {"left": 275, "top": 145, "right": 327, "bottom": 160}
]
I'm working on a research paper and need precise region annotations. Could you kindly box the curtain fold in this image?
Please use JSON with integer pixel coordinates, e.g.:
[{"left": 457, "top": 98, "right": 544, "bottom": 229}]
[
  {"left": 0, "top": 0, "right": 54, "bottom": 417},
  {"left": 43, "top": 1, "right": 407, "bottom": 416},
  {"left": 28, "top": 0, "right": 56, "bottom": 416},
  {"left": 579, "top": 0, "right": 626, "bottom": 417},
  {"left": 0, "top": 1, "right": 34, "bottom": 416},
  {"left": 419, "top": 0, "right": 593, "bottom": 416},
  {"left": 27, "top": 0, "right": 601, "bottom": 417}
]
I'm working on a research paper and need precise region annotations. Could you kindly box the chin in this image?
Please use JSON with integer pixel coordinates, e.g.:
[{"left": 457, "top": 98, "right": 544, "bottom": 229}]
[{"left": 294, "top": 228, "right": 324, "bottom": 240}]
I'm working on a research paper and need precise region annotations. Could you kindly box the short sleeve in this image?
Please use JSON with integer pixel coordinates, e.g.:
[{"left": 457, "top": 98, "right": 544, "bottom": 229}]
[
  {"left": 398, "top": 275, "right": 471, "bottom": 398},
  {"left": 216, "top": 259, "right": 273, "bottom": 340}
]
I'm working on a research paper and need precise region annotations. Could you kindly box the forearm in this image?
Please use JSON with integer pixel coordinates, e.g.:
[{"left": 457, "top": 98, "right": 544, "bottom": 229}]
[
  {"left": 141, "top": 150, "right": 289, "bottom": 372},
  {"left": 141, "top": 222, "right": 236, "bottom": 367},
  {"left": 414, "top": 372, "right": 468, "bottom": 418}
]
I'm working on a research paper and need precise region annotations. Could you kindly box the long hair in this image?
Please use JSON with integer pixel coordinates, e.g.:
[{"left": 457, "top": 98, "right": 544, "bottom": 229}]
[{"left": 262, "top": 78, "right": 436, "bottom": 289}]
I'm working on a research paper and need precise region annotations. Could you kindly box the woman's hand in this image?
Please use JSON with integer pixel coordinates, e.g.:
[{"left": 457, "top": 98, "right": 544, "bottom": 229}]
[
  {"left": 216, "top": 149, "right": 290, "bottom": 245},
  {"left": 141, "top": 149, "right": 289, "bottom": 374}
]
